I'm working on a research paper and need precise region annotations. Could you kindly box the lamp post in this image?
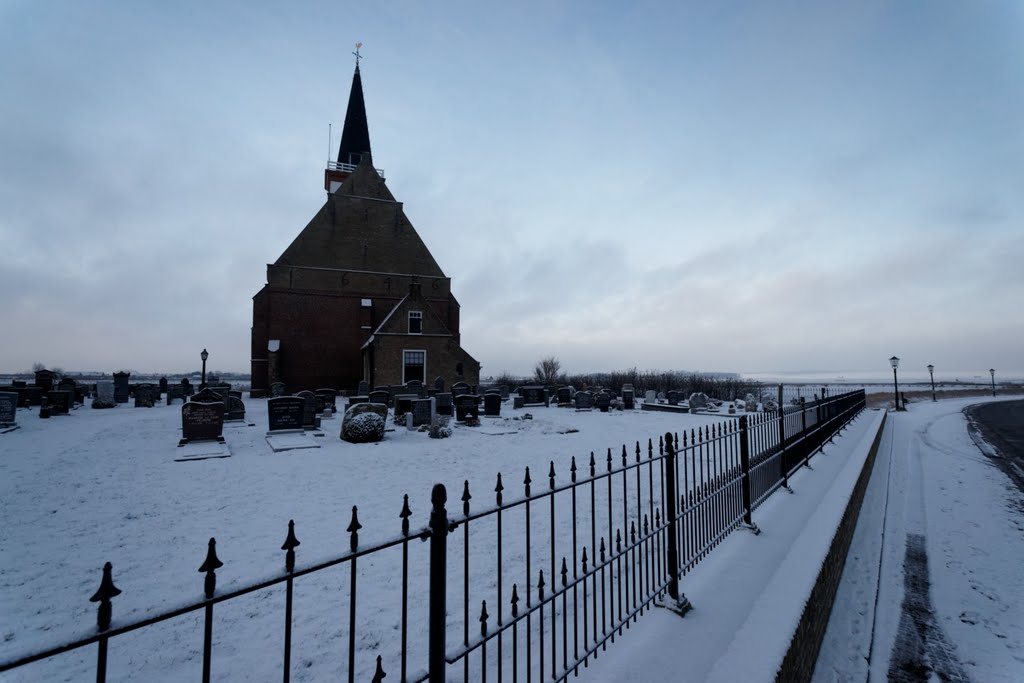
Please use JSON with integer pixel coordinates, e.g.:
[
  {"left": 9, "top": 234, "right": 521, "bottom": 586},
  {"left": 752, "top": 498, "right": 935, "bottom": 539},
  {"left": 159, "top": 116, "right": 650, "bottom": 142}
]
[
  {"left": 889, "top": 356, "right": 901, "bottom": 410},
  {"left": 201, "top": 348, "right": 209, "bottom": 390},
  {"left": 927, "top": 364, "right": 936, "bottom": 402},
  {"left": 990, "top": 368, "right": 995, "bottom": 397}
]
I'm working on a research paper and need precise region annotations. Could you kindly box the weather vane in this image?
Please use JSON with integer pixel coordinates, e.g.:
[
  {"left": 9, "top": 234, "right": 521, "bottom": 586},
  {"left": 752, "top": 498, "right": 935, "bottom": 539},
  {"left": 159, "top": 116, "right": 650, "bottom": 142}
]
[{"left": 353, "top": 42, "right": 363, "bottom": 67}]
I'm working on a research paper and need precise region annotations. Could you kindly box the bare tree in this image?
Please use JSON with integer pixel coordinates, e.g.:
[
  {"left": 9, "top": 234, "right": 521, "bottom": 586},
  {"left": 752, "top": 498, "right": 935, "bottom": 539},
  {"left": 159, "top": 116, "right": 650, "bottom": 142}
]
[
  {"left": 533, "top": 356, "right": 562, "bottom": 385},
  {"left": 32, "top": 362, "right": 45, "bottom": 372}
]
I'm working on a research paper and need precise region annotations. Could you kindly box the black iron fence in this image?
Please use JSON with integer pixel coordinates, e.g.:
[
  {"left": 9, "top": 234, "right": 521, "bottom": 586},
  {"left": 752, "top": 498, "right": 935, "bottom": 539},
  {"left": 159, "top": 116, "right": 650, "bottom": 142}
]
[{"left": 1, "top": 388, "right": 866, "bottom": 682}]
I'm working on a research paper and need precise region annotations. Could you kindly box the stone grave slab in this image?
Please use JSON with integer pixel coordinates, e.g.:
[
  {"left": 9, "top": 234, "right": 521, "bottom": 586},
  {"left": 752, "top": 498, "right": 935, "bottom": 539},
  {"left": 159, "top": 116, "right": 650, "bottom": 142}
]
[
  {"left": 179, "top": 401, "right": 225, "bottom": 446},
  {"left": 175, "top": 440, "right": 231, "bottom": 462},
  {"left": 265, "top": 432, "right": 321, "bottom": 452}
]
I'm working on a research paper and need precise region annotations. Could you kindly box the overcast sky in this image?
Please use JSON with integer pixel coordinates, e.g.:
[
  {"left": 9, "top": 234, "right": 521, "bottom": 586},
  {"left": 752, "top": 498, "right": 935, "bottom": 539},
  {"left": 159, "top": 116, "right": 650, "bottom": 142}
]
[{"left": 1, "top": 0, "right": 1022, "bottom": 380}]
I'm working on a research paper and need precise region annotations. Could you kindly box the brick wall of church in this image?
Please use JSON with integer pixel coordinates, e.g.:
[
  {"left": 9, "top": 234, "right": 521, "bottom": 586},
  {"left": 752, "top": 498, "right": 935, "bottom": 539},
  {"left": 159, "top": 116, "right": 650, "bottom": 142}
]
[{"left": 370, "top": 335, "right": 480, "bottom": 388}]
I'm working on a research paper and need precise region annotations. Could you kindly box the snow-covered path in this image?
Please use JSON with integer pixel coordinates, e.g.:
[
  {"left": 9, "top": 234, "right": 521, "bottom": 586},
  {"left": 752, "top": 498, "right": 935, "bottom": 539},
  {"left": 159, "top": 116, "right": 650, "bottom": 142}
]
[{"left": 813, "top": 397, "right": 1024, "bottom": 682}]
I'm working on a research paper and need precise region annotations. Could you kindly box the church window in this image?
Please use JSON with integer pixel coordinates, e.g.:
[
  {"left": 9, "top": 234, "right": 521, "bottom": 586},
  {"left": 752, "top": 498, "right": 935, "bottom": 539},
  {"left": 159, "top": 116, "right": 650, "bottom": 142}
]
[
  {"left": 403, "top": 350, "right": 426, "bottom": 384},
  {"left": 456, "top": 362, "right": 464, "bottom": 376},
  {"left": 408, "top": 311, "right": 423, "bottom": 334}
]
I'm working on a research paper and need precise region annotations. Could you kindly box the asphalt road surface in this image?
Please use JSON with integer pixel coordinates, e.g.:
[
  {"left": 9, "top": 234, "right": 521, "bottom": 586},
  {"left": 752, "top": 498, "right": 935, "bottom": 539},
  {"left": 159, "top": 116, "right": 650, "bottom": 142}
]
[{"left": 966, "top": 399, "right": 1024, "bottom": 492}]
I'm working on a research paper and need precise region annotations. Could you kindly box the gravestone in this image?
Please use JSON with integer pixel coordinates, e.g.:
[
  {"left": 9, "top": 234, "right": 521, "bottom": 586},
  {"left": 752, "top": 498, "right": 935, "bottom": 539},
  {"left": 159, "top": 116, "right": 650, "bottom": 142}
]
[
  {"left": 270, "top": 382, "right": 286, "bottom": 398},
  {"left": 667, "top": 390, "right": 680, "bottom": 406},
  {"left": 181, "top": 378, "right": 193, "bottom": 397},
  {"left": 179, "top": 401, "right": 225, "bottom": 446},
  {"left": 268, "top": 396, "right": 305, "bottom": 432},
  {"left": 315, "top": 389, "right": 337, "bottom": 412},
  {"left": 358, "top": 380, "right": 370, "bottom": 395},
  {"left": 167, "top": 383, "right": 185, "bottom": 405},
  {"left": 48, "top": 390, "right": 72, "bottom": 415},
  {"left": 26, "top": 386, "right": 43, "bottom": 406},
  {"left": 405, "top": 380, "right": 424, "bottom": 398},
  {"left": 192, "top": 388, "right": 224, "bottom": 404},
  {"left": 451, "top": 382, "right": 470, "bottom": 398},
  {"left": 622, "top": 389, "right": 635, "bottom": 410},
  {"left": 346, "top": 396, "right": 369, "bottom": 411},
  {"left": 688, "top": 393, "right": 709, "bottom": 412},
  {"left": 295, "top": 391, "right": 318, "bottom": 430},
  {"left": 596, "top": 393, "right": 611, "bottom": 413},
  {"left": 574, "top": 391, "right": 594, "bottom": 411},
  {"left": 159, "top": 377, "right": 168, "bottom": 395},
  {"left": 96, "top": 380, "right": 115, "bottom": 403},
  {"left": 499, "top": 385, "right": 510, "bottom": 400},
  {"left": 394, "top": 394, "right": 418, "bottom": 421},
  {"left": 513, "top": 395, "right": 525, "bottom": 409},
  {"left": 0, "top": 391, "right": 17, "bottom": 428},
  {"left": 314, "top": 392, "right": 327, "bottom": 415},
  {"left": 58, "top": 378, "right": 77, "bottom": 402},
  {"left": 435, "top": 392, "right": 453, "bottom": 417},
  {"left": 434, "top": 376, "right": 445, "bottom": 392},
  {"left": 412, "top": 398, "right": 436, "bottom": 427},
  {"left": 645, "top": 390, "right": 656, "bottom": 404},
  {"left": 368, "top": 390, "right": 390, "bottom": 406},
  {"left": 556, "top": 387, "right": 572, "bottom": 406},
  {"left": 225, "top": 395, "right": 246, "bottom": 422},
  {"left": 134, "top": 384, "right": 157, "bottom": 408},
  {"left": 520, "top": 386, "right": 548, "bottom": 407},
  {"left": 113, "top": 372, "right": 131, "bottom": 403},
  {"left": 455, "top": 394, "right": 480, "bottom": 422},
  {"left": 34, "top": 369, "right": 55, "bottom": 393},
  {"left": 483, "top": 393, "right": 501, "bottom": 417}
]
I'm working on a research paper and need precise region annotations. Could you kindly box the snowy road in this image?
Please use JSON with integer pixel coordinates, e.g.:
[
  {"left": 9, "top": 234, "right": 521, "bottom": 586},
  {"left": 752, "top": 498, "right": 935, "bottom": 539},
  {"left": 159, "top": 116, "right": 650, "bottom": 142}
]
[{"left": 813, "top": 397, "right": 1024, "bottom": 683}]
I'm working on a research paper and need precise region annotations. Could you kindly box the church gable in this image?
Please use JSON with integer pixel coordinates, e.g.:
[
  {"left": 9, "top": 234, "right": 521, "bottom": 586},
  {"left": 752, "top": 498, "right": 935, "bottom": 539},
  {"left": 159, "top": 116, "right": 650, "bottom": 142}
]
[{"left": 373, "top": 284, "right": 454, "bottom": 338}]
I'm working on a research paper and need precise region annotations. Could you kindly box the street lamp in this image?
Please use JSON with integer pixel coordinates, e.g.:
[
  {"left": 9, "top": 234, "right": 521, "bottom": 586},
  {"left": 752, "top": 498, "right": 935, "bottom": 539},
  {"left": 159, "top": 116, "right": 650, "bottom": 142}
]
[
  {"left": 201, "top": 348, "right": 209, "bottom": 389},
  {"left": 990, "top": 368, "right": 995, "bottom": 397},
  {"left": 927, "top": 364, "right": 936, "bottom": 402},
  {"left": 889, "top": 356, "right": 901, "bottom": 410}
]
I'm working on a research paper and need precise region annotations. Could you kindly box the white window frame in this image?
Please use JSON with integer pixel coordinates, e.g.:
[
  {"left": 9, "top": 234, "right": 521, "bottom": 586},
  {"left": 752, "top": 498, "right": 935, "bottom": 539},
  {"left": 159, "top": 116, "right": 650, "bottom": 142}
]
[
  {"left": 408, "top": 310, "right": 423, "bottom": 334},
  {"left": 403, "top": 349, "right": 426, "bottom": 384}
]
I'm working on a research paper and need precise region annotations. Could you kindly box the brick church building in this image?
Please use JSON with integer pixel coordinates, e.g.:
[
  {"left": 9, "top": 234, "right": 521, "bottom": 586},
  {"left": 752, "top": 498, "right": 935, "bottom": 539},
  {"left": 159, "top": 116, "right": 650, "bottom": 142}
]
[{"left": 250, "top": 62, "right": 480, "bottom": 397}]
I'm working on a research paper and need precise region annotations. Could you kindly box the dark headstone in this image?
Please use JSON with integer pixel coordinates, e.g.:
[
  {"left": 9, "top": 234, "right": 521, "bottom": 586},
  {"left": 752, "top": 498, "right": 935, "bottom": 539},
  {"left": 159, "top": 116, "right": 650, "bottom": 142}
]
[
  {"left": 520, "top": 386, "right": 548, "bottom": 407},
  {"left": 134, "top": 384, "right": 157, "bottom": 408},
  {"left": 268, "top": 396, "right": 305, "bottom": 432},
  {"left": 48, "top": 390, "right": 72, "bottom": 415},
  {"left": 433, "top": 376, "right": 445, "bottom": 391},
  {"left": 270, "top": 381, "right": 286, "bottom": 398},
  {"left": 295, "top": 391, "right": 317, "bottom": 430},
  {"left": 556, "top": 387, "right": 572, "bottom": 406},
  {"left": 346, "top": 396, "right": 369, "bottom": 411},
  {"left": 455, "top": 394, "right": 480, "bottom": 422},
  {"left": 483, "top": 393, "right": 501, "bottom": 417},
  {"left": 622, "top": 389, "right": 635, "bottom": 410},
  {"left": 0, "top": 391, "right": 16, "bottom": 426},
  {"left": 451, "top": 382, "right": 471, "bottom": 398},
  {"left": 167, "top": 383, "right": 185, "bottom": 405},
  {"left": 405, "top": 380, "right": 424, "bottom": 397},
  {"left": 314, "top": 392, "right": 327, "bottom": 414},
  {"left": 574, "top": 391, "right": 594, "bottom": 411},
  {"left": 192, "top": 388, "right": 224, "bottom": 404},
  {"left": 596, "top": 393, "right": 611, "bottom": 412},
  {"left": 180, "top": 378, "right": 193, "bottom": 397},
  {"left": 667, "top": 391, "right": 680, "bottom": 406},
  {"left": 513, "top": 395, "right": 525, "bottom": 409},
  {"left": 412, "top": 398, "right": 435, "bottom": 427},
  {"left": 315, "top": 389, "right": 337, "bottom": 412},
  {"left": 159, "top": 377, "right": 168, "bottom": 395},
  {"left": 225, "top": 395, "right": 245, "bottom": 422},
  {"left": 113, "top": 372, "right": 131, "bottom": 403},
  {"left": 499, "top": 385, "right": 510, "bottom": 400},
  {"left": 435, "top": 392, "right": 453, "bottom": 416},
  {"left": 34, "top": 369, "right": 55, "bottom": 393},
  {"left": 180, "top": 401, "right": 225, "bottom": 445},
  {"left": 394, "top": 394, "right": 417, "bottom": 420},
  {"left": 357, "top": 380, "right": 370, "bottom": 395},
  {"left": 26, "top": 386, "right": 43, "bottom": 406},
  {"left": 368, "top": 390, "right": 390, "bottom": 406}
]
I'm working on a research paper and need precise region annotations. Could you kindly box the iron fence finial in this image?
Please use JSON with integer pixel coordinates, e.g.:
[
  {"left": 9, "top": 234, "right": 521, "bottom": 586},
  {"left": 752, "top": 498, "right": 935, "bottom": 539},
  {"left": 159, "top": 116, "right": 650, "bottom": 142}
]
[
  {"left": 347, "top": 506, "right": 362, "bottom": 553},
  {"left": 89, "top": 562, "right": 121, "bottom": 632},
  {"left": 282, "top": 520, "right": 300, "bottom": 573},
  {"left": 400, "top": 495, "right": 412, "bottom": 537},
  {"left": 198, "top": 538, "right": 223, "bottom": 599},
  {"left": 495, "top": 473, "right": 504, "bottom": 505}
]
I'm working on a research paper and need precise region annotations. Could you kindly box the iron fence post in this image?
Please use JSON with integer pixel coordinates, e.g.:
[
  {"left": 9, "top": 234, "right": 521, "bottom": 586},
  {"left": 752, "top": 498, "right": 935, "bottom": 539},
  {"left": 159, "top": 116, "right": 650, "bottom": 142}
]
[
  {"left": 659, "top": 432, "right": 691, "bottom": 615},
  {"left": 429, "top": 484, "right": 449, "bottom": 683},
  {"left": 777, "top": 384, "right": 788, "bottom": 489},
  {"left": 738, "top": 416, "right": 757, "bottom": 533}
]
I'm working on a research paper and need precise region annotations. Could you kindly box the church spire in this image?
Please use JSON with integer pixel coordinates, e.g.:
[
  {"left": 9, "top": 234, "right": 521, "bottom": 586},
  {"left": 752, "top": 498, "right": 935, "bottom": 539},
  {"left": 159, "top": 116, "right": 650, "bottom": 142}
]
[{"left": 336, "top": 45, "right": 371, "bottom": 167}]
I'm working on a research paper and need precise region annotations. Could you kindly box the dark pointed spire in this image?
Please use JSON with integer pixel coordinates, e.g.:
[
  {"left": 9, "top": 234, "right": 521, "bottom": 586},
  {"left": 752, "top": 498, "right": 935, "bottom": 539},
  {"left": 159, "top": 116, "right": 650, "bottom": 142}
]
[{"left": 337, "top": 61, "right": 372, "bottom": 167}]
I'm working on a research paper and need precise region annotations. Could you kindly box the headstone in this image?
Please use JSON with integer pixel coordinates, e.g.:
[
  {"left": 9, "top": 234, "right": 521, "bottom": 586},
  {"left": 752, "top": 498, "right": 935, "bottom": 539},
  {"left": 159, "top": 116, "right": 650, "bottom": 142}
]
[
  {"left": 295, "top": 391, "right": 318, "bottom": 430},
  {"left": 181, "top": 378, "right": 193, "bottom": 396},
  {"left": 520, "top": 386, "right": 548, "bottom": 407},
  {"left": 58, "top": 378, "right": 77, "bottom": 402},
  {"left": 451, "top": 382, "right": 471, "bottom": 398},
  {"left": 394, "top": 394, "right": 418, "bottom": 420},
  {"left": 341, "top": 403, "right": 387, "bottom": 443},
  {"left": 225, "top": 395, "right": 246, "bottom": 422},
  {"left": 656, "top": 392, "right": 665, "bottom": 402},
  {"left": 435, "top": 392, "right": 453, "bottom": 417},
  {"left": 405, "top": 380, "right": 424, "bottom": 398},
  {"left": 34, "top": 369, "right": 55, "bottom": 393},
  {"left": 26, "top": 386, "right": 43, "bottom": 406},
  {"left": 179, "top": 401, "right": 225, "bottom": 445},
  {"left": 315, "top": 389, "right": 337, "bottom": 412},
  {"left": 368, "top": 390, "right": 390, "bottom": 406},
  {"left": 48, "top": 390, "right": 72, "bottom": 415},
  {"left": 270, "top": 382, "right": 286, "bottom": 398},
  {"left": 574, "top": 391, "right": 594, "bottom": 411},
  {"left": 113, "top": 372, "right": 131, "bottom": 403},
  {"left": 596, "top": 393, "right": 611, "bottom": 412},
  {"left": 513, "top": 395, "right": 525, "bottom": 409},
  {"left": 314, "top": 392, "right": 327, "bottom": 415},
  {"left": 268, "top": 396, "right": 305, "bottom": 432},
  {"left": 96, "top": 381, "right": 115, "bottom": 403},
  {"left": 346, "top": 396, "right": 369, "bottom": 411},
  {"left": 688, "top": 393, "right": 709, "bottom": 412},
  {"left": 167, "top": 383, "right": 185, "bottom": 405},
  {"left": 159, "top": 377, "right": 168, "bottom": 395},
  {"left": 499, "top": 385, "right": 510, "bottom": 400},
  {"left": 192, "top": 388, "right": 224, "bottom": 404},
  {"left": 434, "top": 376, "right": 445, "bottom": 392},
  {"left": 622, "top": 389, "right": 635, "bottom": 410},
  {"left": 357, "top": 380, "right": 370, "bottom": 395},
  {"left": 667, "top": 390, "right": 680, "bottom": 406},
  {"left": 645, "top": 390, "right": 656, "bottom": 404},
  {"left": 483, "top": 393, "right": 501, "bottom": 417},
  {"left": 0, "top": 391, "right": 17, "bottom": 427},
  {"left": 556, "top": 387, "right": 572, "bottom": 406},
  {"left": 455, "top": 394, "right": 480, "bottom": 422},
  {"left": 134, "top": 384, "right": 157, "bottom": 407},
  {"left": 412, "top": 398, "right": 436, "bottom": 427}
]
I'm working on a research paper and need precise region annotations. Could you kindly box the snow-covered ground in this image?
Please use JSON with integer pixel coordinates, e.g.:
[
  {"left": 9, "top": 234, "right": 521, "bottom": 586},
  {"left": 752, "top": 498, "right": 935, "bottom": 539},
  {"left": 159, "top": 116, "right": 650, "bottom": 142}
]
[
  {"left": 1, "top": 398, "right": 735, "bottom": 681},
  {"left": 813, "top": 396, "right": 1024, "bottom": 682}
]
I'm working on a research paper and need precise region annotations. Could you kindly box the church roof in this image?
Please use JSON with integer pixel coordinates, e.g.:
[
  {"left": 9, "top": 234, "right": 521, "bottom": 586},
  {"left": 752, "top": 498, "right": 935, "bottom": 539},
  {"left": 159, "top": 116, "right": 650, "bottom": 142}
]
[{"left": 337, "top": 65, "right": 371, "bottom": 165}]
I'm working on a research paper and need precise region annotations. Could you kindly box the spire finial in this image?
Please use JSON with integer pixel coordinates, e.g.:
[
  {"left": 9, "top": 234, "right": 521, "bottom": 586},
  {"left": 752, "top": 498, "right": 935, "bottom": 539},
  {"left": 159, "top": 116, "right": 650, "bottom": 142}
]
[{"left": 353, "top": 42, "right": 363, "bottom": 69}]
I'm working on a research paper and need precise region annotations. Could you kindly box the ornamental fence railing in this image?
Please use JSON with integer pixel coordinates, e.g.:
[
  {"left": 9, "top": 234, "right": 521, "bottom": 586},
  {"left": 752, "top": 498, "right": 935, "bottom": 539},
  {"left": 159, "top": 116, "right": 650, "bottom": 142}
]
[{"left": 0, "top": 388, "right": 867, "bottom": 682}]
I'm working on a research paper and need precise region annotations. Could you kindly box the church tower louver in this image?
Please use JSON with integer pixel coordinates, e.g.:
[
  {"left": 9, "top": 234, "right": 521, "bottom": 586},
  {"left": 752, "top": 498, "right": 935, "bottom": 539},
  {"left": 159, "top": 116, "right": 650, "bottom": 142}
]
[{"left": 250, "top": 56, "right": 480, "bottom": 396}]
